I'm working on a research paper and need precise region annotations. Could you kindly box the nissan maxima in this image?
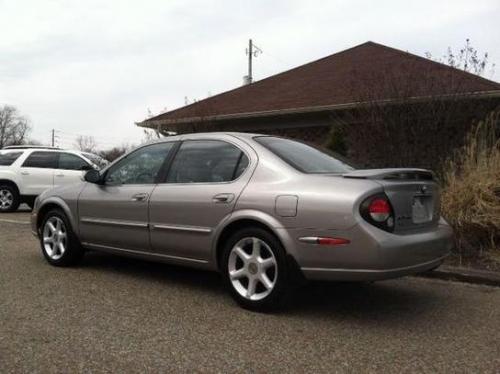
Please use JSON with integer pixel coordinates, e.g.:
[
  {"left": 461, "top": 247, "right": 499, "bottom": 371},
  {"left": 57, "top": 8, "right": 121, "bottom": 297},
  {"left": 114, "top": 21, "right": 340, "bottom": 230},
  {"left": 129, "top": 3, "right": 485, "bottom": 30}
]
[{"left": 31, "top": 132, "right": 453, "bottom": 311}]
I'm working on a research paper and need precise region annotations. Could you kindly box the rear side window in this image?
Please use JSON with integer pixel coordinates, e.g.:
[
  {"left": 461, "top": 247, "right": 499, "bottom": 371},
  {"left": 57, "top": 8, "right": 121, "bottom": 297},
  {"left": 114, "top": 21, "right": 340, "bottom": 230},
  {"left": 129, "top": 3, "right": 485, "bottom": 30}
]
[
  {"left": 58, "top": 153, "right": 90, "bottom": 170},
  {"left": 0, "top": 151, "right": 23, "bottom": 166},
  {"left": 255, "top": 136, "right": 355, "bottom": 174},
  {"left": 166, "top": 140, "right": 249, "bottom": 183},
  {"left": 22, "top": 152, "right": 58, "bottom": 169}
]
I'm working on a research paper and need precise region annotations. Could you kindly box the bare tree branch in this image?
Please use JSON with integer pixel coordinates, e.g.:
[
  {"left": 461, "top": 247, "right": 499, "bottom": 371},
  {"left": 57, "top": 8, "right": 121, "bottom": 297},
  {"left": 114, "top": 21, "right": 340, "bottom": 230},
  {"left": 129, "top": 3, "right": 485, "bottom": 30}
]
[
  {"left": 98, "top": 144, "right": 132, "bottom": 162},
  {"left": 0, "top": 105, "right": 31, "bottom": 148},
  {"left": 74, "top": 135, "right": 97, "bottom": 153}
]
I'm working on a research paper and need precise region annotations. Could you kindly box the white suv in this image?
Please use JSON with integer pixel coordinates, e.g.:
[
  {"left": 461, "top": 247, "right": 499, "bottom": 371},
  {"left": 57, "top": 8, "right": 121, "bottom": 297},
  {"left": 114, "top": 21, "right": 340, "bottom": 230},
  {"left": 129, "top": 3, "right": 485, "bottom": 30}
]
[{"left": 0, "top": 146, "right": 107, "bottom": 212}]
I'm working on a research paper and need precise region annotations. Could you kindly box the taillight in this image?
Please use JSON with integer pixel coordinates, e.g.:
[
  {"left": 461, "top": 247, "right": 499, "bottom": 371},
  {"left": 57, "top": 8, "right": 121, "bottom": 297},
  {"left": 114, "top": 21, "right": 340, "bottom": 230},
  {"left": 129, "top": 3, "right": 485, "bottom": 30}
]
[
  {"left": 360, "top": 194, "right": 395, "bottom": 232},
  {"left": 368, "top": 198, "right": 391, "bottom": 222}
]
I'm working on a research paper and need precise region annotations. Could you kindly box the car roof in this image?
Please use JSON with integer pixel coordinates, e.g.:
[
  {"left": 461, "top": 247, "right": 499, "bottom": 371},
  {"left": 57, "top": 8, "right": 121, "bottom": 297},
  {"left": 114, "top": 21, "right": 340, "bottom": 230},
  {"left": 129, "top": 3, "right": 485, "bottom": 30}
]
[
  {"left": 2, "top": 145, "right": 61, "bottom": 150},
  {"left": 1, "top": 147, "right": 96, "bottom": 161},
  {"left": 143, "top": 132, "right": 264, "bottom": 146}
]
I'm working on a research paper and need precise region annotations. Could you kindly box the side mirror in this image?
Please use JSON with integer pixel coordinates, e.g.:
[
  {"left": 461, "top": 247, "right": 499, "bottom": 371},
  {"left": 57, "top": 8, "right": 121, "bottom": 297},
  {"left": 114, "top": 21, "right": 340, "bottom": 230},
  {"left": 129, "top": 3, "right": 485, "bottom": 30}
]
[
  {"left": 80, "top": 164, "right": 93, "bottom": 171},
  {"left": 84, "top": 169, "right": 102, "bottom": 184}
]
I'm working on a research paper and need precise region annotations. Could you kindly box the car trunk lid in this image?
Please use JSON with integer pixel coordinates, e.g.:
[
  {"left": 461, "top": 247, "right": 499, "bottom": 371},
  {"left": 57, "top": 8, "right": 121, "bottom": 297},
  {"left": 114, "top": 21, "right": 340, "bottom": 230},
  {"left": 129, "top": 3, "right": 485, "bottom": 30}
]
[{"left": 343, "top": 169, "right": 440, "bottom": 232}]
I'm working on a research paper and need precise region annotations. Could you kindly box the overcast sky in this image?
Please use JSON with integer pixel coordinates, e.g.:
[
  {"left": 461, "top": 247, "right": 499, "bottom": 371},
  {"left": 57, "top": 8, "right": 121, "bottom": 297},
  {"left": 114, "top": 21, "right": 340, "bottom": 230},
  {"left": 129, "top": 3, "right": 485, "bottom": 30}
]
[{"left": 1, "top": 0, "right": 499, "bottom": 149}]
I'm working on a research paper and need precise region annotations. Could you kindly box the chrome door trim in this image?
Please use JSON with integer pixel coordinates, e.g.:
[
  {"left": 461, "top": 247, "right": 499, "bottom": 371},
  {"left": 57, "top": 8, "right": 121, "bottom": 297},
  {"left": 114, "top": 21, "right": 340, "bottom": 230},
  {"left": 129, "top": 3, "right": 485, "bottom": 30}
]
[
  {"left": 81, "top": 242, "right": 209, "bottom": 264},
  {"left": 80, "top": 217, "right": 148, "bottom": 228},
  {"left": 151, "top": 223, "right": 212, "bottom": 234}
]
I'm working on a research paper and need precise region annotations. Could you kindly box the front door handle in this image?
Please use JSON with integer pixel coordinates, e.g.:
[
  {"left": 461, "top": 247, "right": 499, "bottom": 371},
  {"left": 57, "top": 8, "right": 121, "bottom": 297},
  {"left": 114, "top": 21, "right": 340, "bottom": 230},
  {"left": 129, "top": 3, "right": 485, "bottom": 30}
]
[
  {"left": 212, "top": 193, "right": 235, "bottom": 203},
  {"left": 55, "top": 174, "right": 64, "bottom": 177},
  {"left": 21, "top": 171, "right": 30, "bottom": 176},
  {"left": 131, "top": 193, "right": 149, "bottom": 202}
]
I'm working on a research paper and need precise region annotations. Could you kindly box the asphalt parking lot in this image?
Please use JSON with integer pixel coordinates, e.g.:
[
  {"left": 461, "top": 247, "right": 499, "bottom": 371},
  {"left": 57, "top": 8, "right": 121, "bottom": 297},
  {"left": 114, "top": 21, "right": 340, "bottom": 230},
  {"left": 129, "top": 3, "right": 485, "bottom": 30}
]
[{"left": 1, "top": 210, "right": 499, "bottom": 373}]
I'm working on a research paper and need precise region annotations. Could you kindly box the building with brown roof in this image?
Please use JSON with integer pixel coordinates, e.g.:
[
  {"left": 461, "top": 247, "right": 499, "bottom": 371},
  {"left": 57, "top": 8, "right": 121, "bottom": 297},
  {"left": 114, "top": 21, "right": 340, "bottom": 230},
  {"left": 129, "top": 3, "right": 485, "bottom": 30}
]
[{"left": 138, "top": 41, "right": 500, "bottom": 170}]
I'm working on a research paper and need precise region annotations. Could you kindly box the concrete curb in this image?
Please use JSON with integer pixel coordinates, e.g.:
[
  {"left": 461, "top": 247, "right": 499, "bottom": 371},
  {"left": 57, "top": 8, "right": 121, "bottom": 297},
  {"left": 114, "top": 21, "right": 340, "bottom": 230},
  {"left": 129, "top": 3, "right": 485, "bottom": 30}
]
[{"left": 418, "top": 265, "right": 500, "bottom": 287}]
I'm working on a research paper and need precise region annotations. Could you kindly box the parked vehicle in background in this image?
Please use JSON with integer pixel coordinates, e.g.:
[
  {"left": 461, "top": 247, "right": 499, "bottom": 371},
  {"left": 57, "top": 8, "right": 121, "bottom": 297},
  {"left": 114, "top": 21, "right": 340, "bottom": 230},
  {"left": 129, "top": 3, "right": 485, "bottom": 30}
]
[
  {"left": 31, "top": 133, "right": 454, "bottom": 311},
  {"left": 81, "top": 152, "right": 109, "bottom": 169},
  {"left": 0, "top": 146, "right": 104, "bottom": 212}
]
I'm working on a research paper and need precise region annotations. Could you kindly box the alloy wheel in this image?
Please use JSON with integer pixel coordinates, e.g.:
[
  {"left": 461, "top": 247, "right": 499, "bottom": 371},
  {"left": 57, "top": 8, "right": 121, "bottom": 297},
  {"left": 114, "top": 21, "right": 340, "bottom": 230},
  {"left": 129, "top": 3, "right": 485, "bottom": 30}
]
[
  {"left": 42, "top": 217, "right": 67, "bottom": 260},
  {"left": 228, "top": 237, "right": 278, "bottom": 301},
  {"left": 0, "top": 189, "right": 14, "bottom": 210}
]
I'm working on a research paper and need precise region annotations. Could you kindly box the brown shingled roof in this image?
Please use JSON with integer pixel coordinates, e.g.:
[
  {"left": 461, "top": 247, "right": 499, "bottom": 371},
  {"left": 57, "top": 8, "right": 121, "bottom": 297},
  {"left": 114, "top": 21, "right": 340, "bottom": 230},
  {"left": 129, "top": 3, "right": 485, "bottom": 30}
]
[{"left": 143, "top": 41, "right": 500, "bottom": 126}]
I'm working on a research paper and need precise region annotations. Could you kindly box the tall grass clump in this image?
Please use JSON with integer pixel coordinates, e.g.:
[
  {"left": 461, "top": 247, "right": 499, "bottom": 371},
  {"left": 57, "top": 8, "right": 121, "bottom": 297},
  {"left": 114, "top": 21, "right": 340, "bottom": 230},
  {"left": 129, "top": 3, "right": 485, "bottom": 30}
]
[{"left": 440, "top": 110, "right": 500, "bottom": 258}]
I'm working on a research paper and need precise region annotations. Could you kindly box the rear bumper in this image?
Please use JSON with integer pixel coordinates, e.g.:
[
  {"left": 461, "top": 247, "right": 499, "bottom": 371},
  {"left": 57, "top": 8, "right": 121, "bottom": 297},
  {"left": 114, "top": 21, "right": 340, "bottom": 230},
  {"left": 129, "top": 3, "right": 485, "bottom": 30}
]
[
  {"left": 279, "top": 218, "right": 454, "bottom": 282},
  {"left": 301, "top": 253, "right": 448, "bottom": 281}
]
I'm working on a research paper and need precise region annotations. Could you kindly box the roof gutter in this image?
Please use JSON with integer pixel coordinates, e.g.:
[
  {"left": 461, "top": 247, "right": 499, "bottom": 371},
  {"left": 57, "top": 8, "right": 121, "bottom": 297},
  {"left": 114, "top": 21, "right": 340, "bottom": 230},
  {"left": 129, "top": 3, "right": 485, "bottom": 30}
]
[{"left": 136, "top": 90, "right": 500, "bottom": 128}]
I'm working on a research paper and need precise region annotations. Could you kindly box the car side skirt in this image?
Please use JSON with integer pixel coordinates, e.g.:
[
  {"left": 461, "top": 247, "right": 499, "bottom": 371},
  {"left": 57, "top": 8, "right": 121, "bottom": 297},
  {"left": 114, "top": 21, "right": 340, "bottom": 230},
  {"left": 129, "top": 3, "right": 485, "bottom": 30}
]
[{"left": 81, "top": 241, "right": 212, "bottom": 270}]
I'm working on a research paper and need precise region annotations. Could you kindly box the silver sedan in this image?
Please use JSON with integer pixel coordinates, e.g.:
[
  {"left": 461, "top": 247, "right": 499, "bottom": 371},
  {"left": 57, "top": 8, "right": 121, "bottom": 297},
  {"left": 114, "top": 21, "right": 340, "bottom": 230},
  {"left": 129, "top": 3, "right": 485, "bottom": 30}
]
[{"left": 31, "top": 132, "right": 453, "bottom": 311}]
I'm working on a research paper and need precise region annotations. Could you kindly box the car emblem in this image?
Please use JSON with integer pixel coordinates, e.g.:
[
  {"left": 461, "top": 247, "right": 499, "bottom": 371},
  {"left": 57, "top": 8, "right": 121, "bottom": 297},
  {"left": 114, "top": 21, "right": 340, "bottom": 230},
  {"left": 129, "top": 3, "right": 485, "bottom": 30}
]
[{"left": 420, "top": 185, "right": 428, "bottom": 194}]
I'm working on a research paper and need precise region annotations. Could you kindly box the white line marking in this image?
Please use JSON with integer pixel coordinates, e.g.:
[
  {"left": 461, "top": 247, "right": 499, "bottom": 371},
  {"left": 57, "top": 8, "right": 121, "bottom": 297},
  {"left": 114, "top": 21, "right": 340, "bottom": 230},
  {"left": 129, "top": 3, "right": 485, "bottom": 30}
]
[{"left": 0, "top": 219, "right": 30, "bottom": 225}]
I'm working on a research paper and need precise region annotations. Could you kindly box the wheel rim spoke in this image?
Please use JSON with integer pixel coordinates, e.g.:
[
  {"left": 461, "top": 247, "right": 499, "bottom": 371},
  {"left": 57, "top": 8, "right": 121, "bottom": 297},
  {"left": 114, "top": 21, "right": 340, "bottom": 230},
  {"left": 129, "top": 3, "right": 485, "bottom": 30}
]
[
  {"left": 47, "top": 222, "right": 56, "bottom": 233},
  {"left": 46, "top": 246, "right": 54, "bottom": 256},
  {"left": 229, "top": 268, "right": 246, "bottom": 280},
  {"left": 234, "top": 246, "right": 251, "bottom": 262},
  {"left": 246, "top": 277, "right": 257, "bottom": 298},
  {"left": 251, "top": 238, "right": 261, "bottom": 258},
  {"left": 259, "top": 257, "right": 274, "bottom": 270},
  {"left": 260, "top": 273, "right": 274, "bottom": 290}
]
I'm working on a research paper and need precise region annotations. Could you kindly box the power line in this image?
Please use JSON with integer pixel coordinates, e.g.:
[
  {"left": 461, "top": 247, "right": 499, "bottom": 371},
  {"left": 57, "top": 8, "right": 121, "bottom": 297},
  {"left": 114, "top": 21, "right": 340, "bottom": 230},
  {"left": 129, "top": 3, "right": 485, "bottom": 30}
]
[
  {"left": 55, "top": 129, "right": 135, "bottom": 143},
  {"left": 50, "top": 129, "right": 139, "bottom": 150}
]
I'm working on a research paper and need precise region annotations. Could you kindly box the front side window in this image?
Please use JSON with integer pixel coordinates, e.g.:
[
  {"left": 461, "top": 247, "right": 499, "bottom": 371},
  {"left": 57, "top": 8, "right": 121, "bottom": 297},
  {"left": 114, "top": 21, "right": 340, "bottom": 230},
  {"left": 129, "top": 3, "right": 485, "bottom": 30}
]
[
  {"left": 22, "top": 151, "right": 58, "bottom": 169},
  {"left": 58, "top": 153, "right": 91, "bottom": 171},
  {"left": 105, "top": 142, "right": 174, "bottom": 185},
  {"left": 166, "top": 140, "right": 249, "bottom": 183},
  {"left": 0, "top": 151, "right": 23, "bottom": 166},
  {"left": 255, "top": 136, "right": 355, "bottom": 174}
]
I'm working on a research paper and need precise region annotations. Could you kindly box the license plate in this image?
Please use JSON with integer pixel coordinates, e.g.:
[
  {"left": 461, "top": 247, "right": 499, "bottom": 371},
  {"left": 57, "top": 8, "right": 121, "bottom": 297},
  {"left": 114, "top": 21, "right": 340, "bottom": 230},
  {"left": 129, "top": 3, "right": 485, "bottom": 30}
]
[{"left": 412, "top": 197, "right": 431, "bottom": 224}]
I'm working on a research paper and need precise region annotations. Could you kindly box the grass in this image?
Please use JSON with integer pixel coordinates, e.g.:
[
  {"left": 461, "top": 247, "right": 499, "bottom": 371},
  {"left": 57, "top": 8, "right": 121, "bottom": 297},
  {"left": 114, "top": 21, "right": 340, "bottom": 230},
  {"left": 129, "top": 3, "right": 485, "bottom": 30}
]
[{"left": 440, "top": 110, "right": 500, "bottom": 268}]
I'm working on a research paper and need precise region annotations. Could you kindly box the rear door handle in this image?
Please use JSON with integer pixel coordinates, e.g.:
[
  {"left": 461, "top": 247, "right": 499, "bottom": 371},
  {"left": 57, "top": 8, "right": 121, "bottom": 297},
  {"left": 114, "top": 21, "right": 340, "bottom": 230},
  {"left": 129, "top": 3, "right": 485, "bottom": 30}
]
[
  {"left": 21, "top": 171, "right": 30, "bottom": 176},
  {"left": 131, "top": 193, "right": 149, "bottom": 202},
  {"left": 212, "top": 193, "right": 235, "bottom": 203},
  {"left": 55, "top": 174, "right": 64, "bottom": 177}
]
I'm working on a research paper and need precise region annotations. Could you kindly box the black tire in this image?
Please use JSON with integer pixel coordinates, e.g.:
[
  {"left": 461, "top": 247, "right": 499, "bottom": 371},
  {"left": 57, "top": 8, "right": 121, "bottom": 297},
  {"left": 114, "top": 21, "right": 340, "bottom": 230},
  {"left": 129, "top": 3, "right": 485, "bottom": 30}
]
[
  {"left": 39, "top": 209, "right": 84, "bottom": 266},
  {"left": 0, "top": 184, "right": 20, "bottom": 213},
  {"left": 25, "top": 200, "right": 35, "bottom": 210},
  {"left": 221, "top": 227, "right": 291, "bottom": 312}
]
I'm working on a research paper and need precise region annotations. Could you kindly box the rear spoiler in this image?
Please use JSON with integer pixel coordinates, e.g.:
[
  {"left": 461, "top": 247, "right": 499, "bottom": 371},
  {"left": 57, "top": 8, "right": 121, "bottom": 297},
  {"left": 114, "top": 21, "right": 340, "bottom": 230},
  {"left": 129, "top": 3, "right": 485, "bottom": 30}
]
[{"left": 342, "top": 168, "right": 434, "bottom": 181}]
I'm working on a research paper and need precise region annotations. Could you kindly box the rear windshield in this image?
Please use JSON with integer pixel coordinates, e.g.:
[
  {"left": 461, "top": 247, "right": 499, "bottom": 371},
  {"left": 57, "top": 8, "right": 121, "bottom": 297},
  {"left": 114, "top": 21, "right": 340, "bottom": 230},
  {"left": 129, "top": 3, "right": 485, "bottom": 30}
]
[
  {"left": 255, "top": 136, "right": 355, "bottom": 174},
  {"left": 0, "top": 151, "right": 23, "bottom": 166}
]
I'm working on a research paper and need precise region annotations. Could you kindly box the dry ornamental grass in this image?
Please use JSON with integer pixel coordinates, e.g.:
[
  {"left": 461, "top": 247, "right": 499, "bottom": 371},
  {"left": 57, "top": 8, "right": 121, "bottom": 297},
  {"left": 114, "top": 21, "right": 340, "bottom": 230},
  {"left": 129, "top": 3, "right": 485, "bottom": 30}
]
[{"left": 441, "top": 110, "right": 500, "bottom": 260}]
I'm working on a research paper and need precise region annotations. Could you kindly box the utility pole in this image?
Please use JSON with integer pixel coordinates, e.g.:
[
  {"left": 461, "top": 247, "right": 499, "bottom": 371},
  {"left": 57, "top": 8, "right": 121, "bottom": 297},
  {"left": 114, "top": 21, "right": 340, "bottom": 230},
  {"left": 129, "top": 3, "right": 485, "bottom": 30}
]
[
  {"left": 248, "top": 39, "right": 253, "bottom": 84},
  {"left": 51, "top": 129, "right": 55, "bottom": 147},
  {"left": 245, "top": 39, "right": 262, "bottom": 84}
]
